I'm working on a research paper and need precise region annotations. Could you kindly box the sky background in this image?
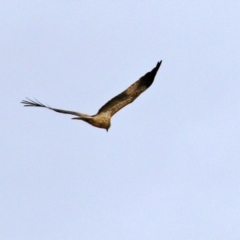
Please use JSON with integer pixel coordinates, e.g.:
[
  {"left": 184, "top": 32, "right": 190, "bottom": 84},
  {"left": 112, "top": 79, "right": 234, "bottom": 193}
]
[{"left": 1, "top": 1, "right": 240, "bottom": 239}]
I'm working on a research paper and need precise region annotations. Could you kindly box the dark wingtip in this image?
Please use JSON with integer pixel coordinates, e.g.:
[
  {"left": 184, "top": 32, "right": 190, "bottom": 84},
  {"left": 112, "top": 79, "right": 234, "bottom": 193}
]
[
  {"left": 155, "top": 60, "right": 162, "bottom": 70},
  {"left": 21, "top": 98, "right": 33, "bottom": 107},
  {"left": 150, "top": 60, "right": 162, "bottom": 77},
  {"left": 20, "top": 98, "right": 46, "bottom": 107}
]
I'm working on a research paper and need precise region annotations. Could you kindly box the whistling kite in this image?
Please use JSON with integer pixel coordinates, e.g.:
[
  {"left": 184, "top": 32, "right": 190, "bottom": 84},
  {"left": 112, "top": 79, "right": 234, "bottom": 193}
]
[{"left": 21, "top": 61, "right": 162, "bottom": 131}]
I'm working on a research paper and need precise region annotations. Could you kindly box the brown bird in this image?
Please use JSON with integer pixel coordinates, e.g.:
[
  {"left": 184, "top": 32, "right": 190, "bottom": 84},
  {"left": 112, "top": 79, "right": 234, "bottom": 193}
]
[{"left": 21, "top": 61, "right": 162, "bottom": 131}]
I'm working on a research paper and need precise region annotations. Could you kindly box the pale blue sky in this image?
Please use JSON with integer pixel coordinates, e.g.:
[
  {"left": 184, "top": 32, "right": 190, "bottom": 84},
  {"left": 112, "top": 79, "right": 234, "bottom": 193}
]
[{"left": 1, "top": 1, "right": 240, "bottom": 239}]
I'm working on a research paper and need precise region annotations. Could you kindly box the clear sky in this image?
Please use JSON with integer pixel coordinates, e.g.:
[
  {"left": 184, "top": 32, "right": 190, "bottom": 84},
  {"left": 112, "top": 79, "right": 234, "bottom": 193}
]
[{"left": 1, "top": 1, "right": 240, "bottom": 239}]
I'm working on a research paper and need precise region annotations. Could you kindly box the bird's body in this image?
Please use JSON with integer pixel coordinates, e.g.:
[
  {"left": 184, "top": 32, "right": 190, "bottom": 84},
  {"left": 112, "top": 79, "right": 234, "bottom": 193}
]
[
  {"left": 77, "top": 113, "right": 111, "bottom": 130},
  {"left": 21, "top": 61, "right": 162, "bottom": 131}
]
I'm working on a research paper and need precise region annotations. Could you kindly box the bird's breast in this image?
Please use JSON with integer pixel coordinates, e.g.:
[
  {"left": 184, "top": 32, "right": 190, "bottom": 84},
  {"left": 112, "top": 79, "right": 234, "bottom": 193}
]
[{"left": 87, "top": 115, "right": 110, "bottom": 129}]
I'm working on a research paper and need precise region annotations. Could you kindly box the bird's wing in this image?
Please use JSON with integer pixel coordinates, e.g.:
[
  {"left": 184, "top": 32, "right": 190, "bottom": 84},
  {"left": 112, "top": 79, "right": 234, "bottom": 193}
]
[
  {"left": 97, "top": 61, "right": 162, "bottom": 117},
  {"left": 21, "top": 98, "right": 90, "bottom": 118}
]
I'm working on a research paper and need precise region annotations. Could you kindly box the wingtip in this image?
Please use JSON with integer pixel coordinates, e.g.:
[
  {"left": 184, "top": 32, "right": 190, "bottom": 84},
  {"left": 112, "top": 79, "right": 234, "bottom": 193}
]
[
  {"left": 153, "top": 60, "right": 162, "bottom": 72},
  {"left": 157, "top": 60, "right": 162, "bottom": 67}
]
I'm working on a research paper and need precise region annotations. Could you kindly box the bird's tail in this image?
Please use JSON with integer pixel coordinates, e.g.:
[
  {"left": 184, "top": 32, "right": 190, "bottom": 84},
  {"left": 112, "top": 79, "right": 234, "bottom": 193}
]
[{"left": 72, "top": 114, "right": 91, "bottom": 120}]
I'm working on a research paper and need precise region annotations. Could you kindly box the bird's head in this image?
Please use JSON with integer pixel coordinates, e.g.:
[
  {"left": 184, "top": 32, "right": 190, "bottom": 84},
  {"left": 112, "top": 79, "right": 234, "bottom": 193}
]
[{"left": 106, "top": 122, "right": 111, "bottom": 132}]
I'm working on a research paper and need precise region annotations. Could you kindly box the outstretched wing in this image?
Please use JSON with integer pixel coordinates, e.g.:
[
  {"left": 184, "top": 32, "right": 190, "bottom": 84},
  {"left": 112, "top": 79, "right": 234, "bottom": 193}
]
[
  {"left": 97, "top": 61, "right": 162, "bottom": 117},
  {"left": 21, "top": 98, "right": 89, "bottom": 118}
]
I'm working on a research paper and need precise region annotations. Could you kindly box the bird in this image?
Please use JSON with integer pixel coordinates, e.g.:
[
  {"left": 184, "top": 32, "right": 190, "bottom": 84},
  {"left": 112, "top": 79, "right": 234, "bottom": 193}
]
[{"left": 21, "top": 61, "right": 162, "bottom": 131}]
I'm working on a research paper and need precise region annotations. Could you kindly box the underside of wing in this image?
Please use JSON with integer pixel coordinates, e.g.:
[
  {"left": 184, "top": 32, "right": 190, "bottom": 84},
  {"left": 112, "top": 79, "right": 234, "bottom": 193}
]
[
  {"left": 21, "top": 98, "right": 89, "bottom": 118},
  {"left": 97, "top": 61, "right": 162, "bottom": 117}
]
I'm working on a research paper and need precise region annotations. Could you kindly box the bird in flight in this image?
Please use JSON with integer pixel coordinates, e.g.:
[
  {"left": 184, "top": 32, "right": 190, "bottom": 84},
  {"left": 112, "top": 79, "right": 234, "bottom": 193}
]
[{"left": 21, "top": 61, "right": 162, "bottom": 131}]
